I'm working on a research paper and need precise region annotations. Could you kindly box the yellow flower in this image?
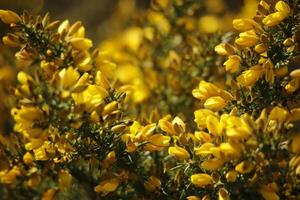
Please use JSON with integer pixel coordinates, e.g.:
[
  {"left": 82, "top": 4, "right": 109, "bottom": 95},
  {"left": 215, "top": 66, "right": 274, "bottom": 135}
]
[
  {"left": 204, "top": 96, "right": 227, "bottom": 111},
  {"left": 186, "top": 196, "right": 200, "bottom": 200},
  {"left": 237, "top": 65, "right": 262, "bottom": 87},
  {"left": 285, "top": 78, "right": 299, "bottom": 93},
  {"left": 168, "top": 146, "right": 190, "bottom": 160},
  {"left": 290, "top": 108, "right": 300, "bottom": 121},
  {"left": 254, "top": 44, "right": 267, "bottom": 54},
  {"left": 194, "top": 142, "right": 215, "bottom": 157},
  {"left": 0, "top": 10, "right": 21, "bottom": 24},
  {"left": 235, "top": 30, "right": 258, "bottom": 48},
  {"left": 42, "top": 189, "right": 56, "bottom": 200},
  {"left": 0, "top": 166, "right": 21, "bottom": 184},
  {"left": 223, "top": 55, "right": 241, "bottom": 73},
  {"left": 190, "top": 173, "right": 213, "bottom": 187},
  {"left": 94, "top": 178, "right": 119, "bottom": 195},
  {"left": 135, "top": 123, "right": 156, "bottom": 140},
  {"left": 195, "top": 131, "right": 212, "bottom": 143},
  {"left": 198, "top": 15, "right": 220, "bottom": 33},
  {"left": 259, "top": 184, "right": 280, "bottom": 200},
  {"left": 144, "top": 176, "right": 161, "bottom": 192},
  {"left": 201, "top": 158, "right": 223, "bottom": 171},
  {"left": 58, "top": 20, "right": 70, "bottom": 35},
  {"left": 263, "top": 59, "right": 275, "bottom": 84},
  {"left": 290, "top": 134, "right": 300, "bottom": 153},
  {"left": 147, "top": 11, "right": 170, "bottom": 34},
  {"left": 23, "top": 152, "right": 34, "bottom": 165},
  {"left": 25, "top": 139, "right": 44, "bottom": 151},
  {"left": 225, "top": 170, "right": 238, "bottom": 182},
  {"left": 262, "top": 1, "right": 290, "bottom": 27},
  {"left": 233, "top": 18, "right": 259, "bottom": 31},
  {"left": 214, "top": 43, "right": 235, "bottom": 56},
  {"left": 72, "top": 84, "right": 108, "bottom": 112},
  {"left": 194, "top": 109, "right": 215, "bottom": 128},
  {"left": 27, "top": 174, "right": 41, "bottom": 188},
  {"left": 206, "top": 115, "right": 222, "bottom": 136},
  {"left": 269, "top": 106, "right": 288, "bottom": 123},
  {"left": 275, "top": 1, "right": 290, "bottom": 15},
  {"left": 2, "top": 36, "right": 20, "bottom": 47},
  {"left": 59, "top": 67, "right": 80, "bottom": 90},
  {"left": 262, "top": 12, "right": 285, "bottom": 26},
  {"left": 218, "top": 188, "right": 230, "bottom": 200},
  {"left": 219, "top": 142, "right": 241, "bottom": 158},
  {"left": 159, "top": 116, "right": 176, "bottom": 135},
  {"left": 33, "top": 147, "right": 48, "bottom": 161},
  {"left": 148, "top": 134, "right": 171, "bottom": 147},
  {"left": 102, "top": 101, "right": 119, "bottom": 116},
  {"left": 192, "top": 80, "right": 220, "bottom": 101},
  {"left": 122, "top": 27, "right": 144, "bottom": 52},
  {"left": 235, "top": 161, "right": 254, "bottom": 174},
  {"left": 224, "top": 116, "right": 252, "bottom": 140},
  {"left": 69, "top": 37, "right": 93, "bottom": 50},
  {"left": 290, "top": 69, "right": 300, "bottom": 78}
]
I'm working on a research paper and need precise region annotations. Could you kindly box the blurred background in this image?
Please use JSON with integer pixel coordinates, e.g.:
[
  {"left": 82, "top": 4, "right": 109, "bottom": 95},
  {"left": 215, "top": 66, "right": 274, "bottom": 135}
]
[{"left": 0, "top": 0, "right": 254, "bottom": 43}]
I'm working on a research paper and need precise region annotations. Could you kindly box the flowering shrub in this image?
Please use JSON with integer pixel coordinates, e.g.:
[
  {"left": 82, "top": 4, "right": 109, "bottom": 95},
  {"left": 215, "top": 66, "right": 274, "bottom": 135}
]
[{"left": 0, "top": 0, "right": 300, "bottom": 200}]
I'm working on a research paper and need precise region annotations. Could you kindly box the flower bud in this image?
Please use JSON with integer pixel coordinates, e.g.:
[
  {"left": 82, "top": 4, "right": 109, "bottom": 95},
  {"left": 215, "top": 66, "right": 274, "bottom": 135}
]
[
  {"left": 168, "top": 146, "right": 190, "bottom": 160},
  {"left": 0, "top": 10, "right": 21, "bottom": 24},
  {"left": 191, "top": 173, "right": 213, "bottom": 187},
  {"left": 223, "top": 55, "right": 241, "bottom": 73}
]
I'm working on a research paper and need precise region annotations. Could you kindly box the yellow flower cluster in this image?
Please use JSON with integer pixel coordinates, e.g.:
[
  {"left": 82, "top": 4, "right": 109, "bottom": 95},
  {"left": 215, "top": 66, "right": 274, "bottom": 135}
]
[{"left": 0, "top": 0, "right": 300, "bottom": 200}]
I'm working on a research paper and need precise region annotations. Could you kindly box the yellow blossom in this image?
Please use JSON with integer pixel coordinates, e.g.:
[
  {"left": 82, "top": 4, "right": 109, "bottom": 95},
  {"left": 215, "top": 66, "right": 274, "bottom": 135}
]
[
  {"left": 262, "top": 1, "right": 290, "bottom": 27},
  {"left": 235, "top": 161, "right": 254, "bottom": 174},
  {"left": 70, "top": 37, "right": 93, "bottom": 50},
  {"left": 33, "top": 147, "right": 48, "bottom": 161},
  {"left": 214, "top": 43, "right": 235, "bottom": 56},
  {"left": 0, "top": 166, "right": 21, "bottom": 184},
  {"left": 27, "top": 174, "right": 41, "bottom": 188},
  {"left": 168, "top": 146, "right": 190, "bottom": 160},
  {"left": 204, "top": 96, "right": 227, "bottom": 111},
  {"left": 225, "top": 170, "right": 238, "bottom": 182},
  {"left": 190, "top": 173, "right": 213, "bottom": 187},
  {"left": 290, "top": 134, "right": 300, "bottom": 153},
  {"left": 192, "top": 80, "right": 220, "bottom": 101},
  {"left": 254, "top": 44, "right": 267, "bottom": 54},
  {"left": 285, "top": 78, "right": 299, "bottom": 93},
  {"left": 269, "top": 106, "right": 288, "bottom": 123},
  {"left": 201, "top": 159, "right": 223, "bottom": 171},
  {"left": 206, "top": 115, "right": 222, "bottom": 136},
  {"left": 259, "top": 184, "right": 280, "bottom": 200},
  {"left": 218, "top": 188, "right": 230, "bottom": 200},
  {"left": 148, "top": 134, "right": 170, "bottom": 147},
  {"left": 194, "top": 142, "right": 215, "bottom": 157},
  {"left": 223, "top": 55, "right": 241, "bottom": 73},
  {"left": 187, "top": 196, "right": 200, "bottom": 200},
  {"left": 199, "top": 15, "right": 220, "bottom": 33},
  {"left": 2, "top": 36, "right": 20, "bottom": 47},
  {"left": 0, "top": 10, "right": 21, "bottom": 24},
  {"left": 147, "top": 11, "right": 170, "bottom": 34},
  {"left": 42, "top": 189, "right": 56, "bottom": 200},
  {"left": 237, "top": 65, "right": 262, "bottom": 86},
  {"left": 94, "top": 178, "right": 119, "bottom": 195},
  {"left": 235, "top": 30, "right": 258, "bottom": 47},
  {"left": 194, "top": 109, "right": 216, "bottom": 128},
  {"left": 72, "top": 84, "right": 108, "bottom": 111},
  {"left": 195, "top": 131, "right": 212, "bottom": 143},
  {"left": 233, "top": 18, "right": 259, "bottom": 31},
  {"left": 275, "top": 1, "right": 290, "bottom": 15},
  {"left": 144, "top": 176, "right": 161, "bottom": 191},
  {"left": 23, "top": 152, "right": 34, "bottom": 165}
]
